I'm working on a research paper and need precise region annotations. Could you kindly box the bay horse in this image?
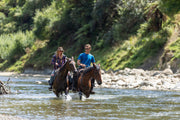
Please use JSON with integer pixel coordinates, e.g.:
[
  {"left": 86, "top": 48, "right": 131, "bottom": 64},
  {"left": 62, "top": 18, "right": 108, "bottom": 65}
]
[
  {"left": 77, "top": 64, "right": 102, "bottom": 99},
  {"left": 52, "top": 57, "right": 77, "bottom": 97}
]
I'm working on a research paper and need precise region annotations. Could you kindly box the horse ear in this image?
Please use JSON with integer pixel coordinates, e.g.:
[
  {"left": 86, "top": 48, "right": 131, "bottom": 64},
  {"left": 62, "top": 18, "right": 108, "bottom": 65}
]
[
  {"left": 98, "top": 64, "right": 100, "bottom": 67},
  {"left": 72, "top": 56, "right": 74, "bottom": 61}
]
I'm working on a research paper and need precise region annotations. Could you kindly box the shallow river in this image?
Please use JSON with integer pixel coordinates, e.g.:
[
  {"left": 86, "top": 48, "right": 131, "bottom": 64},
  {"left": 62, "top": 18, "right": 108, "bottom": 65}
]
[{"left": 0, "top": 75, "right": 180, "bottom": 120}]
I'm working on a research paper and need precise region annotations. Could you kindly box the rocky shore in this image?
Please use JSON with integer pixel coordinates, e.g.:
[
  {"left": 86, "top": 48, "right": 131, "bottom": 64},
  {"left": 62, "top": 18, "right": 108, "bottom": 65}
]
[{"left": 99, "top": 68, "right": 180, "bottom": 91}]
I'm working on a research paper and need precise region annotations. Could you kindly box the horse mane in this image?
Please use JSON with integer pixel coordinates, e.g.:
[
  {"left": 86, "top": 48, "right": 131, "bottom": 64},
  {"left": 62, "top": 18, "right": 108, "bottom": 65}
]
[
  {"left": 82, "top": 66, "right": 94, "bottom": 75},
  {"left": 82, "top": 64, "right": 100, "bottom": 75},
  {"left": 56, "top": 60, "right": 68, "bottom": 73}
]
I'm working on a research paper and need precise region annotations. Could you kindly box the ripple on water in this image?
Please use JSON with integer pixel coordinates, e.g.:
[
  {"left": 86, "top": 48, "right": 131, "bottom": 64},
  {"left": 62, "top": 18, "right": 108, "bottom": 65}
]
[{"left": 0, "top": 76, "right": 180, "bottom": 120}]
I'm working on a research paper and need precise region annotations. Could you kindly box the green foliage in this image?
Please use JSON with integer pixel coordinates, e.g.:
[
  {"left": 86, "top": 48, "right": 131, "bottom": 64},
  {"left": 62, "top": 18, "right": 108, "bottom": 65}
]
[
  {"left": 160, "top": 0, "right": 180, "bottom": 16},
  {"left": 0, "top": 0, "right": 52, "bottom": 34},
  {"left": 1, "top": 0, "right": 180, "bottom": 72},
  {"left": 0, "top": 31, "right": 35, "bottom": 63},
  {"left": 97, "top": 14, "right": 172, "bottom": 70},
  {"left": 33, "top": 1, "right": 66, "bottom": 40},
  {"left": 169, "top": 38, "right": 180, "bottom": 59}
]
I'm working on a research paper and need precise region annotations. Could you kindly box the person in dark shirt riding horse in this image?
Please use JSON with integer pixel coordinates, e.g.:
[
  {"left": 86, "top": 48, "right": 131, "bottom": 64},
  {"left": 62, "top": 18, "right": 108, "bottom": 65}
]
[
  {"left": 48, "top": 47, "right": 67, "bottom": 90},
  {"left": 73, "top": 44, "right": 96, "bottom": 94}
]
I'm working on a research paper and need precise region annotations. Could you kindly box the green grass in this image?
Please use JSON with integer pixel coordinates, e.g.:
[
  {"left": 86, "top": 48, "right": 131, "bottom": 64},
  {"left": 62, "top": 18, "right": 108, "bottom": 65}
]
[
  {"left": 169, "top": 38, "right": 180, "bottom": 60},
  {"left": 93, "top": 19, "right": 172, "bottom": 71}
]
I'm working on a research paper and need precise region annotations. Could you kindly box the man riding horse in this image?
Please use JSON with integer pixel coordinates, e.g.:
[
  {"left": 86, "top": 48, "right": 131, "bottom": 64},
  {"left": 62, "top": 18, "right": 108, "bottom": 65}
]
[{"left": 73, "top": 44, "right": 96, "bottom": 94}]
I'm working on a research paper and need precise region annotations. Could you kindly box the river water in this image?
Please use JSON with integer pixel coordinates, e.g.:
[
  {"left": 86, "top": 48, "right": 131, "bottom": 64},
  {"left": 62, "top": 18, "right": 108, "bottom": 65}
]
[{"left": 0, "top": 75, "right": 180, "bottom": 120}]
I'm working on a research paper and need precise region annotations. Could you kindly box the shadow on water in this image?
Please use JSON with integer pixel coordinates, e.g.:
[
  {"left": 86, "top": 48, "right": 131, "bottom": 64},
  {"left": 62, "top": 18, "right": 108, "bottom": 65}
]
[{"left": 0, "top": 76, "right": 180, "bottom": 120}]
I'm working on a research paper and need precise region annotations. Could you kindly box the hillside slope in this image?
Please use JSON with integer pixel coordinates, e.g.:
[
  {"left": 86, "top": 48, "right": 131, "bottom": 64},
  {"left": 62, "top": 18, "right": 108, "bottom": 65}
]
[{"left": 0, "top": 0, "right": 179, "bottom": 73}]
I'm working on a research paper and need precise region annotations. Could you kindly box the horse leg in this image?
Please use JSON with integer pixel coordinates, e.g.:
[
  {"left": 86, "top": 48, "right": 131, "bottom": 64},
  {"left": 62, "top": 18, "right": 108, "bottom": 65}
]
[
  {"left": 64, "top": 87, "right": 69, "bottom": 99},
  {"left": 60, "top": 91, "right": 63, "bottom": 96},
  {"left": 66, "top": 76, "right": 69, "bottom": 95},
  {"left": 79, "top": 91, "right": 82, "bottom": 100},
  {"left": 65, "top": 87, "right": 69, "bottom": 95},
  {"left": 55, "top": 91, "right": 59, "bottom": 98}
]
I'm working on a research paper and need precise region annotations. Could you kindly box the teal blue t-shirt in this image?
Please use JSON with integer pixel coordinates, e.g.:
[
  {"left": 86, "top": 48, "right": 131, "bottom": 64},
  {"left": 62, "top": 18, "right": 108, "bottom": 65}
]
[{"left": 78, "top": 53, "right": 95, "bottom": 68}]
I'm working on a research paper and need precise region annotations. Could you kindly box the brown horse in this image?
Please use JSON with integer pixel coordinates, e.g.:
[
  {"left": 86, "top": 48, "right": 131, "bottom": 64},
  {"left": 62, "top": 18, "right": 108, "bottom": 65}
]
[
  {"left": 52, "top": 58, "right": 77, "bottom": 97},
  {"left": 77, "top": 64, "right": 102, "bottom": 99}
]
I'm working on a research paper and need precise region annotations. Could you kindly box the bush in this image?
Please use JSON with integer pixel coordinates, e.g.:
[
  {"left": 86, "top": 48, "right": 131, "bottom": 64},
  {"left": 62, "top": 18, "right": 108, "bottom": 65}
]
[
  {"left": 0, "top": 31, "right": 35, "bottom": 62},
  {"left": 160, "top": 0, "right": 180, "bottom": 16},
  {"left": 33, "top": 1, "right": 66, "bottom": 40}
]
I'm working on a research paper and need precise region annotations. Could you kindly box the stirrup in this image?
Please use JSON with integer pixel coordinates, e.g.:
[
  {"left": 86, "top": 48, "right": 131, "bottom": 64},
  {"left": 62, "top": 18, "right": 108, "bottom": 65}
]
[{"left": 48, "top": 86, "right": 52, "bottom": 91}]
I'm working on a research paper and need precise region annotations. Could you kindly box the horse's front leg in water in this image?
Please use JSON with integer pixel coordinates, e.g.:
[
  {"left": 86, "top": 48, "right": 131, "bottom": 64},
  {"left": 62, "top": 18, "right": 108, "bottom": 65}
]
[
  {"left": 65, "top": 87, "right": 69, "bottom": 99},
  {"left": 65, "top": 76, "right": 70, "bottom": 98},
  {"left": 55, "top": 91, "right": 59, "bottom": 98}
]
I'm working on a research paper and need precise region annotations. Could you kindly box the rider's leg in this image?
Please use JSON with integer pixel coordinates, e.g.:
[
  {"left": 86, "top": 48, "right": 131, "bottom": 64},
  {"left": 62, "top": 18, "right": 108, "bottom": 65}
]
[
  {"left": 90, "top": 78, "right": 95, "bottom": 94},
  {"left": 48, "top": 71, "right": 55, "bottom": 90},
  {"left": 67, "top": 72, "right": 72, "bottom": 90},
  {"left": 72, "top": 71, "right": 78, "bottom": 92}
]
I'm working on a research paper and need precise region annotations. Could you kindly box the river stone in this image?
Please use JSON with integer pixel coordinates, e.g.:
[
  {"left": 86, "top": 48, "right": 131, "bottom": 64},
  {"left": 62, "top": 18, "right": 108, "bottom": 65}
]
[
  {"left": 176, "top": 69, "right": 180, "bottom": 73},
  {"left": 132, "top": 68, "right": 145, "bottom": 75},
  {"left": 173, "top": 74, "right": 180, "bottom": 78},
  {"left": 101, "top": 70, "right": 105, "bottom": 74},
  {"left": 117, "top": 80, "right": 125, "bottom": 85},
  {"left": 157, "top": 80, "right": 163, "bottom": 85},
  {"left": 139, "top": 81, "right": 153, "bottom": 87},
  {"left": 116, "top": 70, "right": 126, "bottom": 75},
  {"left": 157, "top": 74, "right": 166, "bottom": 79},
  {"left": 35, "top": 81, "right": 42, "bottom": 84},
  {"left": 173, "top": 82, "right": 180, "bottom": 90},
  {"left": 163, "top": 68, "right": 173, "bottom": 75},
  {"left": 152, "top": 72, "right": 161, "bottom": 76}
]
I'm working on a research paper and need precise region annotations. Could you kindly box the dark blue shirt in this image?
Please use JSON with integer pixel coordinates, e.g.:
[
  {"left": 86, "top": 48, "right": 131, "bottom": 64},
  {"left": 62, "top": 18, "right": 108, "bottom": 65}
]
[{"left": 78, "top": 53, "right": 95, "bottom": 68}]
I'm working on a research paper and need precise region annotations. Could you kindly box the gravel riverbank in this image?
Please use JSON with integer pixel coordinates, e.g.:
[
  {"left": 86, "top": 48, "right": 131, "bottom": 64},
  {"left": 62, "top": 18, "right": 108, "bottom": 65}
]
[{"left": 99, "top": 68, "right": 180, "bottom": 91}]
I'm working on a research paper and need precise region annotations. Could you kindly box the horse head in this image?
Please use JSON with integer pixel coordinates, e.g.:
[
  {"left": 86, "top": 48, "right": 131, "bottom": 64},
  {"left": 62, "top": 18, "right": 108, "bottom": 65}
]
[
  {"left": 92, "top": 64, "right": 102, "bottom": 85},
  {"left": 67, "top": 57, "right": 77, "bottom": 73}
]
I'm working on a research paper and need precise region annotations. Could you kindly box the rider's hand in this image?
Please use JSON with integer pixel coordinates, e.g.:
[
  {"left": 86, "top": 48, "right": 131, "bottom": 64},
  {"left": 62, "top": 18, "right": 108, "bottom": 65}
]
[
  {"left": 55, "top": 63, "right": 59, "bottom": 66},
  {"left": 81, "top": 64, "right": 86, "bottom": 68}
]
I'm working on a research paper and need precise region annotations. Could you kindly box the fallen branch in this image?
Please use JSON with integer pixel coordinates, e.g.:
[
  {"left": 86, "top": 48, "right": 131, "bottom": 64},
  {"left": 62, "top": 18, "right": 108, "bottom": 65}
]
[{"left": 0, "top": 79, "right": 10, "bottom": 94}]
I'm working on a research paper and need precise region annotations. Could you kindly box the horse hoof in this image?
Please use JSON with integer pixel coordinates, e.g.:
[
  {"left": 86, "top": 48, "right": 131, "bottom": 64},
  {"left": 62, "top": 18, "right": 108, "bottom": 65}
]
[{"left": 90, "top": 91, "right": 95, "bottom": 94}]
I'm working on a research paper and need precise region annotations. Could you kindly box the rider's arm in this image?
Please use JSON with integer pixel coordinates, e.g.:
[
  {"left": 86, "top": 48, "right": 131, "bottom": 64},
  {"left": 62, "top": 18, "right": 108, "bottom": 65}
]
[
  {"left": 77, "top": 60, "right": 81, "bottom": 66},
  {"left": 77, "top": 59, "right": 86, "bottom": 68},
  {"left": 91, "top": 55, "right": 95, "bottom": 65},
  {"left": 51, "top": 55, "right": 56, "bottom": 65}
]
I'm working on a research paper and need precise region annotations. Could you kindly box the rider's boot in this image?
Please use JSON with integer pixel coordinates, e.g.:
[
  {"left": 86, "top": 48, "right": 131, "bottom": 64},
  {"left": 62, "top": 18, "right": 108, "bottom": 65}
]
[
  {"left": 72, "top": 79, "right": 77, "bottom": 92},
  {"left": 72, "top": 72, "right": 78, "bottom": 92},
  {"left": 90, "top": 78, "right": 95, "bottom": 94},
  {"left": 48, "top": 75, "right": 55, "bottom": 91}
]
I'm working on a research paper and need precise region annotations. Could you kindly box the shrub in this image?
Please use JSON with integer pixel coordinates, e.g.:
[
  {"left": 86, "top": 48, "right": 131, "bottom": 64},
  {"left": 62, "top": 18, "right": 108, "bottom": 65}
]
[{"left": 0, "top": 31, "right": 35, "bottom": 63}]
